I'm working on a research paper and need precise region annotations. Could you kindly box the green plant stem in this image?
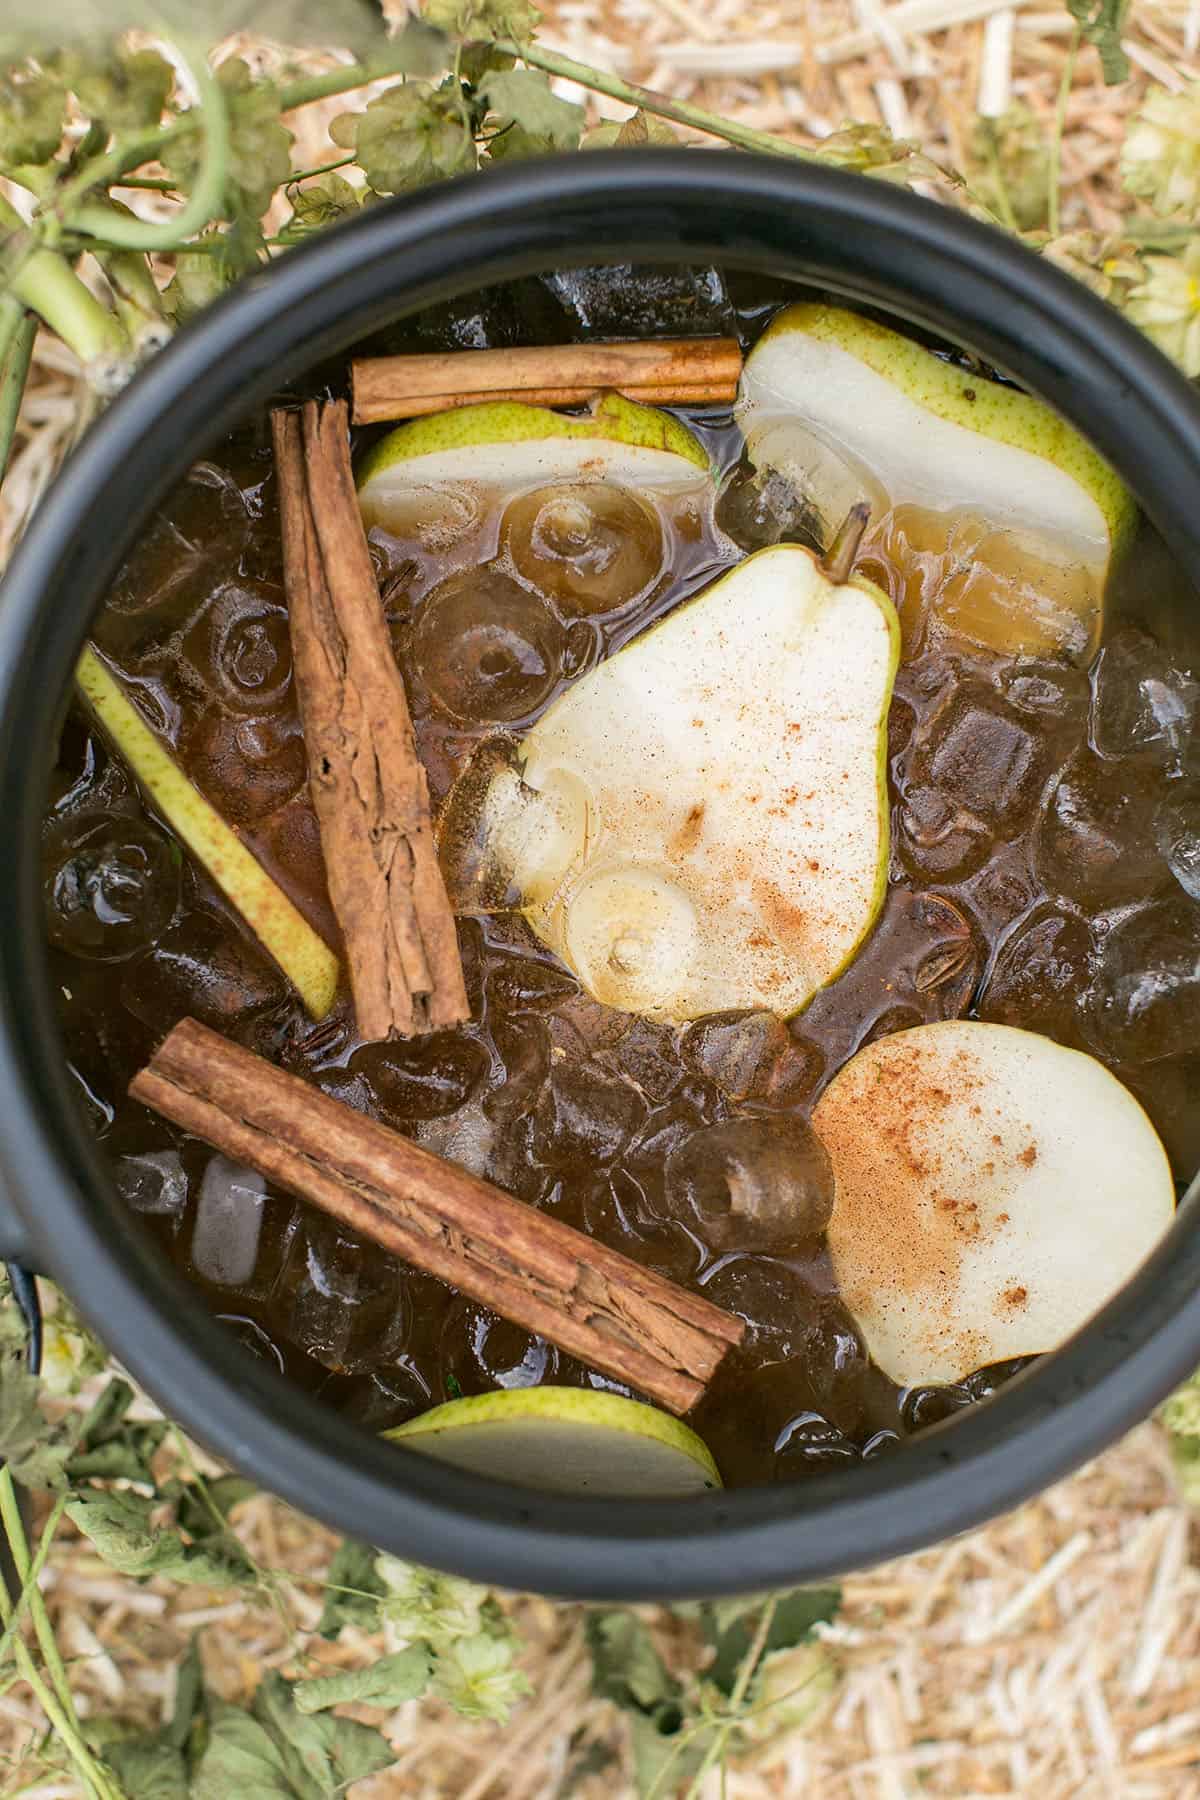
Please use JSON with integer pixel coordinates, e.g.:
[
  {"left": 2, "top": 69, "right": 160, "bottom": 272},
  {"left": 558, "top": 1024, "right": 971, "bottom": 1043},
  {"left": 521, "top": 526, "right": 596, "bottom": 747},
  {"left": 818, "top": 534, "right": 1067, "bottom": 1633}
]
[
  {"left": 0, "top": 1496, "right": 67, "bottom": 1673},
  {"left": 679, "top": 1598, "right": 780, "bottom": 1800},
  {"left": 0, "top": 1475, "right": 123, "bottom": 1800},
  {"left": 111, "top": 175, "right": 179, "bottom": 193},
  {"left": 288, "top": 153, "right": 357, "bottom": 183},
  {"left": 0, "top": 195, "right": 127, "bottom": 368},
  {"left": 1047, "top": 26, "right": 1080, "bottom": 237},
  {"left": 507, "top": 40, "right": 812, "bottom": 158},
  {"left": 67, "top": 46, "right": 230, "bottom": 252},
  {"left": 0, "top": 301, "right": 36, "bottom": 485},
  {"left": 0, "top": 1471, "right": 81, "bottom": 1745}
]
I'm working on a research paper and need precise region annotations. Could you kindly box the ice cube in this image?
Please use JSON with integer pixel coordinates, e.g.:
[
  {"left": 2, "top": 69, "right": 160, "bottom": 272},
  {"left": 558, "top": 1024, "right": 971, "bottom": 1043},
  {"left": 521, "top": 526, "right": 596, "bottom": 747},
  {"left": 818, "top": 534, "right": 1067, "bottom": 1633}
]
[
  {"left": 699, "top": 1254, "right": 828, "bottom": 1357},
  {"left": 1091, "top": 624, "right": 1199, "bottom": 764},
  {"left": 410, "top": 566, "right": 566, "bottom": 725},
  {"left": 999, "top": 658, "right": 1090, "bottom": 737},
  {"left": 541, "top": 263, "right": 733, "bottom": 339},
  {"left": 1037, "top": 750, "right": 1169, "bottom": 908},
  {"left": 501, "top": 482, "right": 664, "bottom": 615},
  {"left": 486, "top": 945, "right": 579, "bottom": 1012},
  {"left": 191, "top": 1154, "right": 267, "bottom": 1287},
  {"left": 120, "top": 907, "right": 287, "bottom": 1035},
  {"left": 415, "top": 1099, "right": 541, "bottom": 1199},
  {"left": 274, "top": 1216, "right": 407, "bottom": 1374},
  {"left": 181, "top": 580, "right": 293, "bottom": 714},
  {"left": 607, "top": 1017, "right": 681, "bottom": 1104},
  {"left": 44, "top": 809, "right": 180, "bottom": 962},
  {"left": 913, "top": 685, "right": 1043, "bottom": 828},
  {"left": 1088, "top": 898, "right": 1200, "bottom": 1064},
  {"left": 1157, "top": 786, "right": 1200, "bottom": 903},
  {"left": 436, "top": 736, "right": 588, "bottom": 915},
  {"left": 441, "top": 1299, "right": 557, "bottom": 1393},
  {"left": 682, "top": 1009, "right": 805, "bottom": 1102},
  {"left": 664, "top": 1115, "right": 834, "bottom": 1254},
  {"left": 114, "top": 1148, "right": 187, "bottom": 1216},
  {"left": 533, "top": 1064, "right": 648, "bottom": 1169},
  {"left": 355, "top": 1031, "right": 490, "bottom": 1122},
  {"left": 182, "top": 708, "right": 307, "bottom": 829},
  {"left": 104, "top": 461, "right": 251, "bottom": 626},
  {"left": 977, "top": 904, "right": 1095, "bottom": 1047}
]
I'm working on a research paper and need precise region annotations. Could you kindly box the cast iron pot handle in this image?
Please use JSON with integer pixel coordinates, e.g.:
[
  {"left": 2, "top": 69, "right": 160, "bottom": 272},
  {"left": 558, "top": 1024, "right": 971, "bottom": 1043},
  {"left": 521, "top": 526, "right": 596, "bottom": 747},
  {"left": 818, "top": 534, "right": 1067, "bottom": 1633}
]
[{"left": 0, "top": 1177, "right": 42, "bottom": 1370}]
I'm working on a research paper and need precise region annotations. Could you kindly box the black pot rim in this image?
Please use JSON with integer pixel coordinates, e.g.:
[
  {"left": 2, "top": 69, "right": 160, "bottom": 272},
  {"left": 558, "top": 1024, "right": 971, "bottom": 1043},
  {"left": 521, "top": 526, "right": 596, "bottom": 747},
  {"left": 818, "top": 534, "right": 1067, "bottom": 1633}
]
[{"left": 3, "top": 149, "right": 1200, "bottom": 1602}]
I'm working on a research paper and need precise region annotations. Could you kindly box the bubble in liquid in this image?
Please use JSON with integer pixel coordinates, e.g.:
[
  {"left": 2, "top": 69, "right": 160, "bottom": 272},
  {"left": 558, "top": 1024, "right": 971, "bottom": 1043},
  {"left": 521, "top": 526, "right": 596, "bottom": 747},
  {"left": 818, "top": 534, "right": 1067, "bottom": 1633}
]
[
  {"left": 410, "top": 566, "right": 565, "bottom": 724},
  {"left": 502, "top": 481, "right": 664, "bottom": 614},
  {"left": 44, "top": 810, "right": 179, "bottom": 962},
  {"left": 664, "top": 1114, "right": 834, "bottom": 1255}
]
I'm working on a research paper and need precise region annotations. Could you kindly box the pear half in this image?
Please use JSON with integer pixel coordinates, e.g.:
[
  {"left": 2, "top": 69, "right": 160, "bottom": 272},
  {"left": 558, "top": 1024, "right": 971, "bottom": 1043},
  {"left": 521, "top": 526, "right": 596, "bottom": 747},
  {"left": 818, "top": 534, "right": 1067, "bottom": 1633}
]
[
  {"left": 815, "top": 1021, "right": 1174, "bottom": 1390},
  {"left": 439, "top": 543, "right": 899, "bottom": 1021},
  {"left": 740, "top": 304, "right": 1135, "bottom": 659},
  {"left": 385, "top": 1388, "right": 721, "bottom": 1496},
  {"left": 357, "top": 390, "right": 712, "bottom": 536}
]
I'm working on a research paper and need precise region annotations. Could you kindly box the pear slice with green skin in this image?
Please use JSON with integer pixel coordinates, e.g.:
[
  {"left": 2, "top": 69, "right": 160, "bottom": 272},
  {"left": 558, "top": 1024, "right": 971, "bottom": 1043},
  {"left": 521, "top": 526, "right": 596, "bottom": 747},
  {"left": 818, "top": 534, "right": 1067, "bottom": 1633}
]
[
  {"left": 385, "top": 1387, "right": 721, "bottom": 1496},
  {"left": 740, "top": 303, "right": 1136, "bottom": 660},
  {"left": 357, "top": 390, "right": 713, "bottom": 536},
  {"left": 76, "top": 647, "right": 339, "bottom": 1019},
  {"left": 814, "top": 1021, "right": 1174, "bottom": 1391},
  {"left": 439, "top": 541, "right": 899, "bottom": 1022}
]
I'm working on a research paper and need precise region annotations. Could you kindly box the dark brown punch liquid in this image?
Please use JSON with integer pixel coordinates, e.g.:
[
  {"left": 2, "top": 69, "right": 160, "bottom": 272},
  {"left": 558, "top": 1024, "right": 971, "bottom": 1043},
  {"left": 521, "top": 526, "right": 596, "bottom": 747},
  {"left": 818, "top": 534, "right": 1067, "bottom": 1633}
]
[{"left": 45, "top": 276, "right": 1200, "bottom": 1486}]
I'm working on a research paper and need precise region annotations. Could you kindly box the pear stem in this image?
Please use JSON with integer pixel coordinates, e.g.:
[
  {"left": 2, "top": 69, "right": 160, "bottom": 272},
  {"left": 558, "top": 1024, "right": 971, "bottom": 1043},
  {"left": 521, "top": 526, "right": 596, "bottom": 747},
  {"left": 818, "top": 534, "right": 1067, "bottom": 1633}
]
[{"left": 821, "top": 501, "right": 871, "bottom": 585}]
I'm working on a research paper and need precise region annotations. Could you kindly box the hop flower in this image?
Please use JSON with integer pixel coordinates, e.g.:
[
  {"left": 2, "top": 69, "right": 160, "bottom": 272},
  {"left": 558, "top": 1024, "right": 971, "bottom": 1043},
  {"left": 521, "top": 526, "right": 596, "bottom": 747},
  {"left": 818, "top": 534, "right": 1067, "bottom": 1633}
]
[
  {"left": 1124, "top": 240, "right": 1200, "bottom": 376},
  {"left": 377, "top": 1556, "right": 489, "bottom": 1645},
  {"left": 432, "top": 1632, "right": 531, "bottom": 1723},
  {"left": 1040, "top": 231, "right": 1144, "bottom": 304},
  {"left": 1121, "top": 85, "right": 1200, "bottom": 217}
]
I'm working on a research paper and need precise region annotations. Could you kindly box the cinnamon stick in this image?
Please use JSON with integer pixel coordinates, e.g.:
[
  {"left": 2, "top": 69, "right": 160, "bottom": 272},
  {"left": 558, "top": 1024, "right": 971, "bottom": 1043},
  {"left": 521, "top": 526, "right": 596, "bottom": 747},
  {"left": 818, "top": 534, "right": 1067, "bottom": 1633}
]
[
  {"left": 132, "top": 1019, "right": 744, "bottom": 1416},
  {"left": 271, "top": 401, "right": 468, "bottom": 1041},
  {"left": 351, "top": 338, "right": 742, "bottom": 425}
]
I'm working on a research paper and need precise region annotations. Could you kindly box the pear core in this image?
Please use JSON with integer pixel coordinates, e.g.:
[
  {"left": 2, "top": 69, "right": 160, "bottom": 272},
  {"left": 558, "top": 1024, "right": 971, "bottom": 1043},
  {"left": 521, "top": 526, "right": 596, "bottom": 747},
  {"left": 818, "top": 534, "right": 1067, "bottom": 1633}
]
[
  {"left": 740, "top": 304, "right": 1135, "bottom": 661},
  {"left": 385, "top": 1387, "right": 721, "bottom": 1496},
  {"left": 440, "top": 543, "right": 899, "bottom": 1021},
  {"left": 815, "top": 1020, "right": 1175, "bottom": 1390}
]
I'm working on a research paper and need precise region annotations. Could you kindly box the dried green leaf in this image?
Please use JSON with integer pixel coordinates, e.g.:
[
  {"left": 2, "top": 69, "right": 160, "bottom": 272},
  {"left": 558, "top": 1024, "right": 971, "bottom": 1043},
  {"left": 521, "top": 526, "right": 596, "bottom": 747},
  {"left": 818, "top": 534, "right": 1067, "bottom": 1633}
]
[
  {"left": 1066, "top": 0, "right": 1130, "bottom": 84},
  {"left": 705, "top": 1587, "right": 841, "bottom": 1697},
  {"left": 0, "top": 64, "right": 65, "bottom": 168},
  {"left": 424, "top": 0, "right": 540, "bottom": 44},
  {"left": 293, "top": 1646, "right": 433, "bottom": 1714},
  {"left": 629, "top": 1710, "right": 714, "bottom": 1800},
  {"left": 318, "top": 1537, "right": 386, "bottom": 1639},
  {"left": 67, "top": 1377, "right": 166, "bottom": 1486},
  {"left": 331, "top": 83, "right": 475, "bottom": 194},
  {"left": 251, "top": 1675, "right": 395, "bottom": 1797},
  {"left": 586, "top": 1610, "right": 680, "bottom": 1717},
  {"left": 165, "top": 1637, "right": 206, "bottom": 1752},
  {"left": 431, "top": 1632, "right": 531, "bottom": 1723},
  {"left": 65, "top": 1488, "right": 257, "bottom": 1588},
  {"left": 65, "top": 48, "right": 173, "bottom": 133},
  {"left": 585, "top": 108, "right": 680, "bottom": 149},
  {"left": 0, "top": 1289, "right": 79, "bottom": 1490},
  {"left": 173, "top": 1474, "right": 257, "bottom": 1540},
  {"left": 481, "top": 67, "right": 583, "bottom": 159},
  {"left": 190, "top": 1701, "right": 299, "bottom": 1800},
  {"left": 101, "top": 1737, "right": 188, "bottom": 1800}
]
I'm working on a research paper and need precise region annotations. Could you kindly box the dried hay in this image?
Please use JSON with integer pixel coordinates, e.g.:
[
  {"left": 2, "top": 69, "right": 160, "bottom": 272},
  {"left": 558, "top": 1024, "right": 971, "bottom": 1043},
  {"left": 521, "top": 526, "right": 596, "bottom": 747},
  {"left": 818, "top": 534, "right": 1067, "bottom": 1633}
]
[{"left": 2, "top": 4, "right": 1199, "bottom": 1796}]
